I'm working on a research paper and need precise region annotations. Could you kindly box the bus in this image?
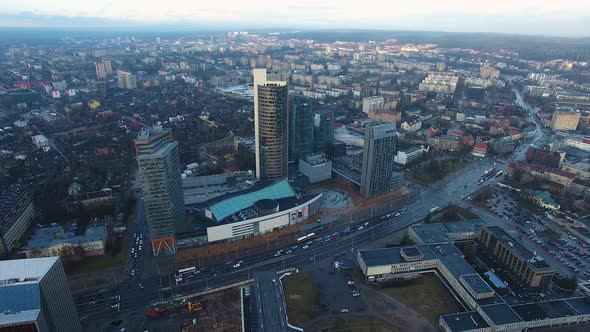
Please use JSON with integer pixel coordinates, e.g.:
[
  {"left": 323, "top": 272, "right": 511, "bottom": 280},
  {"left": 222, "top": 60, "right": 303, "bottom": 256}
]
[
  {"left": 496, "top": 159, "right": 506, "bottom": 164},
  {"left": 297, "top": 233, "right": 316, "bottom": 244},
  {"left": 178, "top": 266, "right": 196, "bottom": 275}
]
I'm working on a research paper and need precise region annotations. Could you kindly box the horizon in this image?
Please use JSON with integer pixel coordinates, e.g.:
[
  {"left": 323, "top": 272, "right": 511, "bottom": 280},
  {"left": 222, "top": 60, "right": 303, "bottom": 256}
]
[{"left": 0, "top": 0, "right": 589, "bottom": 37}]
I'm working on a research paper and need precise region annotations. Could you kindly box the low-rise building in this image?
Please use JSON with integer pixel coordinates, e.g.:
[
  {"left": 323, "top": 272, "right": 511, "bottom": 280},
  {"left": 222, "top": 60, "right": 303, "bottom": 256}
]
[
  {"left": 522, "top": 190, "right": 560, "bottom": 210},
  {"left": 472, "top": 143, "right": 488, "bottom": 158},
  {"left": 394, "top": 145, "right": 427, "bottom": 165},
  {"left": 428, "top": 135, "right": 462, "bottom": 151},
  {"left": 24, "top": 225, "right": 108, "bottom": 258},
  {"left": 299, "top": 153, "right": 332, "bottom": 183}
]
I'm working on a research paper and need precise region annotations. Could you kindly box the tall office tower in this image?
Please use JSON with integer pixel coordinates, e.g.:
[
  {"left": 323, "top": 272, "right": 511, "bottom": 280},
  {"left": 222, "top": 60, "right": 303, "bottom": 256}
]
[
  {"left": 313, "top": 109, "right": 334, "bottom": 154},
  {"left": 289, "top": 95, "right": 313, "bottom": 162},
  {"left": 135, "top": 126, "right": 185, "bottom": 256},
  {"left": 253, "top": 68, "right": 289, "bottom": 181},
  {"left": 361, "top": 122, "right": 398, "bottom": 199},
  {"left": 0, "top": 257, "right": 82, "bottom": 332}
]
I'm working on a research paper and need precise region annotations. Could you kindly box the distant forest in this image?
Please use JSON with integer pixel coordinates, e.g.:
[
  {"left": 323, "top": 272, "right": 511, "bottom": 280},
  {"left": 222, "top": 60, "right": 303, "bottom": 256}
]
[{"left": 277, "top": 30, "right": 590, "bottom": 62}]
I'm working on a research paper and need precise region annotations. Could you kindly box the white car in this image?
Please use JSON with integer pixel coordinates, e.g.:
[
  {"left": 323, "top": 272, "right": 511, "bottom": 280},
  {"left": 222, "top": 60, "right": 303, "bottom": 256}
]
[
  {"left": 233, "top": 263, "right": 241, "bottom": 268},
  {"left": 302, "top": 245, "right": 309, "bottom": 249},
  {"left": 340, "top": 308, "right": 349, "bottom": 313}
]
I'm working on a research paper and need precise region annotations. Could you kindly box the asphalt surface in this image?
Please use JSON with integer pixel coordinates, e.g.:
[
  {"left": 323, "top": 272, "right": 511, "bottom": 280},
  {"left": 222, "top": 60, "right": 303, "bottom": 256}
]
[{"left": 76, "top": 88, "right": 550, "bottom": 322}]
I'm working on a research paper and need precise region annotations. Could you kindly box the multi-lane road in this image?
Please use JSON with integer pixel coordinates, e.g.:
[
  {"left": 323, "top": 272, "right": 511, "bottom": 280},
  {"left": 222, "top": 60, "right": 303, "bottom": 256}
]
[{"left": 76, "top": 89, "right": 547, "bottom": 322}]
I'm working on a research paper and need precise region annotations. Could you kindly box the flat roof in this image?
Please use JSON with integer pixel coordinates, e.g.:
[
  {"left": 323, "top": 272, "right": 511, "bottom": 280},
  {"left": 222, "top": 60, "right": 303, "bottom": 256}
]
[
  {"left": 410, "top": 220, "right": 487, "bottom": 244},
  {"left": 208, "top": 180, "right": 295, "bottom": 221},
  {"left": 0, "top": 309, "right": 40, "bottom": 327},
  {"left": 460, "top": 274, "right": 494, "bottom": 295},
  {"left": 428, "top": 243, "right": 478, "bottom": 279},
  {"left": 252, "top": 271, "right": 289, "bottom": 332},
  {"left": 359, "top": 245, "right": 437, "bottom": 267},
  {"left": 512, "top": 300, "right": 578, "bottom": 321},
  {"left": 401, "top": 247, "right": 422, "bottom": 258},
  {"left": 480, "top": 303, "right": 523, "bottom": 325},
  {"left": 0, "top": 257, "right": 57, "bottom": 281},
  {"left": 441, "top": 311, "right": 489, "bottom": 332},
  {"left": 565, "top": 297, "right": 590, "bottom": 315}
]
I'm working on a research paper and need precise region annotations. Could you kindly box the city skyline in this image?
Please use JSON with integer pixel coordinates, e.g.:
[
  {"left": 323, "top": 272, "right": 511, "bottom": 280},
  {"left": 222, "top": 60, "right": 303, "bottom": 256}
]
[{"left": 0, "top": 0, "right": 589, "bottom": 37}]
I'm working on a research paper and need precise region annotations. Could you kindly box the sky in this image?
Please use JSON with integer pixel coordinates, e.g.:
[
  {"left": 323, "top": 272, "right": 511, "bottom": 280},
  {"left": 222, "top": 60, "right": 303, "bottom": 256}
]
[{"left": 0, "top": 0, "right": 589, "bottom": 37}]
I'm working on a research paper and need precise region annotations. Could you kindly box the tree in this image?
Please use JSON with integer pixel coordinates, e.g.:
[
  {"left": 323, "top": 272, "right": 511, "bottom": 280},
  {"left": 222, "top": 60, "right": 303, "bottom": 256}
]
[{"left": 424, "top": 212, "right": 433, "bottom": 224}]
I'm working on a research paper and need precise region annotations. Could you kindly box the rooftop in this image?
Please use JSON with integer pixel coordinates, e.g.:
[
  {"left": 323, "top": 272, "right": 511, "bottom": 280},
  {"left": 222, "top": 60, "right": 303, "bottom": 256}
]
[
  {"left": 441, "top": 312, "right": 489, "bottom": 332},
  {"left": 208, "top": 180, "right": 296, "bottom": 221},
  {"left": 0, "top": 257, "right": 58, "bottom": 282},
  {"left": 460, "top": 274, "right": 494, "bottom": 295},
  {"left": 24, "top": 225, "right": 107, "bottom": 251},
  {"left": 480, "top": 303, "right": 523, "bottom": 325}
]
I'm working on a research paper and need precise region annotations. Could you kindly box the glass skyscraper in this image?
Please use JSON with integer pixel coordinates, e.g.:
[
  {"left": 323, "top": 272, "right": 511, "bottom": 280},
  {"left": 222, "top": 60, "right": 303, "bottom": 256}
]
[
  {"left": 135, "top": 126, "right": 185, "bottom": 256},
  {"left": 289, "top": 95, "right": 314, "bottom": 162},
  {"left": 253, "top": 68, "right": 289, "bottom": 181},
  {"left": 361, "top": 122, "right": 398, "bottom": 199}
]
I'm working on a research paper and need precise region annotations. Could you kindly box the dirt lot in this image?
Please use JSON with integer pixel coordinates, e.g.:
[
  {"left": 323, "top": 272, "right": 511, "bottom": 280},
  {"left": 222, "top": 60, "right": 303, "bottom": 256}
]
[{"left": 371, "top": 273, "right": 463, "bottom": 325}]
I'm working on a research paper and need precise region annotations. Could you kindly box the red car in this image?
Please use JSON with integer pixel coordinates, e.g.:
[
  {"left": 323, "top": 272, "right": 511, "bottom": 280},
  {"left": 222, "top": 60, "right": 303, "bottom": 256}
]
[{"left": 146, "top": 308, "right": 167, "bottom": 318}]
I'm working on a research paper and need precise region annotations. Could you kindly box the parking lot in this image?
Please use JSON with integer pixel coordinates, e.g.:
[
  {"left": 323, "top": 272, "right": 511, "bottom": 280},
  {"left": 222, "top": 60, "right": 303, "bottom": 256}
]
[{"left": 477, "top": 187, "right": 590, "bottom": 282}]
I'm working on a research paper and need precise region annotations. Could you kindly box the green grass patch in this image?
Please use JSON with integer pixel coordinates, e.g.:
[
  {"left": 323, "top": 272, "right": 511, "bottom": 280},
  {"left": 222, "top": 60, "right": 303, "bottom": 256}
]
[
  {"left": 406, "top": 159, "right": 471, "bottom": 185},
  {"left": 283, "top": 272, "right": 320, "bottom": 327},
  {"left": 376, "top": 274, "right": 462, "bottom": 324},
  {"left": 65, "top": 236, "right": 129, "bottom": 275}
]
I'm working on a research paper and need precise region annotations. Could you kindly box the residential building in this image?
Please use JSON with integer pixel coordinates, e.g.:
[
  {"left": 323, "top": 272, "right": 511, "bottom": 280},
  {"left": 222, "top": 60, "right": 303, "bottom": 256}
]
[
  {"left": 419, "top": 72, "right": 459, "bottom": 95},
  {"left": 313, "top": 109, "right": 334, "bottom": 153},
  {"left": 428, "top": 135, "right": 462, "bottom": 151},
  {"left": 299, "top": 153, "right": 332, "bottom": 183},
  {"left": 288, "top": 95, "right": 313, "bottom": 162},
  {"left": 565, "top": 135, "right": 590, "bottom": 152},
  {"left": 0, "top": 185, "right": 35, "bottom": 256},
  {"left": 480, "top": 66, "right": 500, "bottom": 79},
  {"left": 394, "top": 145, "right": 427, "bottom": 165},
  {"left": 400, "top": 116, "right": 422, "bottom": 132},
  {"left": 0, "top": 257, "right": 82, "bottom": 332},
  {"left": 472, "top": 143, "right": 488, "bottom": 158},
  {"left": 362, "top": 96, "right": 385, "bottom": 114},
  {"left": 522, "top": 190, "right": 560, "bottom": 210},
  {"left": 94, "top": 59, "right": 112, "bottom": 80},
  {"left": 24, "top": 225, "right": 108, "bottom": 258},
  {"left": 479, "top": 226, "right": 555, "bottom": 289},
  {"left": 550, "top": 110, "right": 581, "bottom": 131},
  {"left": 360, "top": 122, "right": 399, "bottom": 199},
  {"left": 526, "top": 147, "right": 565, "bottom": 169},
  {"left": 117, "top": 71, "right": 137, "bottom": 89},
  {"left": 135, "top": 126, "right": 185, "bottom": 256},
  {"left": 561, "top": 161, "right": 590, "bottom": 181},
  {"left": 253, "top": 68, "right": 289, "bottom": 181},
  {"left": 368, "top": 109, "right": 401, "bottom": 123}
]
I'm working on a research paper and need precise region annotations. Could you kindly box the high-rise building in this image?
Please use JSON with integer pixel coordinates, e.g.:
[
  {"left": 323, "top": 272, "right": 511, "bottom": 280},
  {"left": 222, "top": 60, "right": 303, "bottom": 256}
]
[
  {"left": 117, "top": 71, "right": 137, "bottom": 89},
  {"left": 253, "top": 68, "right": 289, "bottom": 181},
  {"left": 550, "top": 110, "right": 581, "bottom": 131},
  {"left": 361, "top": 122, "right": 399, "bottom": 199},
  {"left": 0, "top": 257, "right": 82, "bottom": 332},
  {"left": 289, "top": 95, "right": 313, "bottom": 162},
  {"left": 95, "top": 59, "right": 113, "bottom": 80},
  {"left": 362, "top": 96, "right": 385, "bottom": 114},
  {"left": 135, "top": 126, "right": 185, "bottom": 256},
  {"left": 0, "top": 184, "right": 34, "bottom": 257},
  {"left": 313, "top": 109, "right": 335, "bottom": 154}
]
